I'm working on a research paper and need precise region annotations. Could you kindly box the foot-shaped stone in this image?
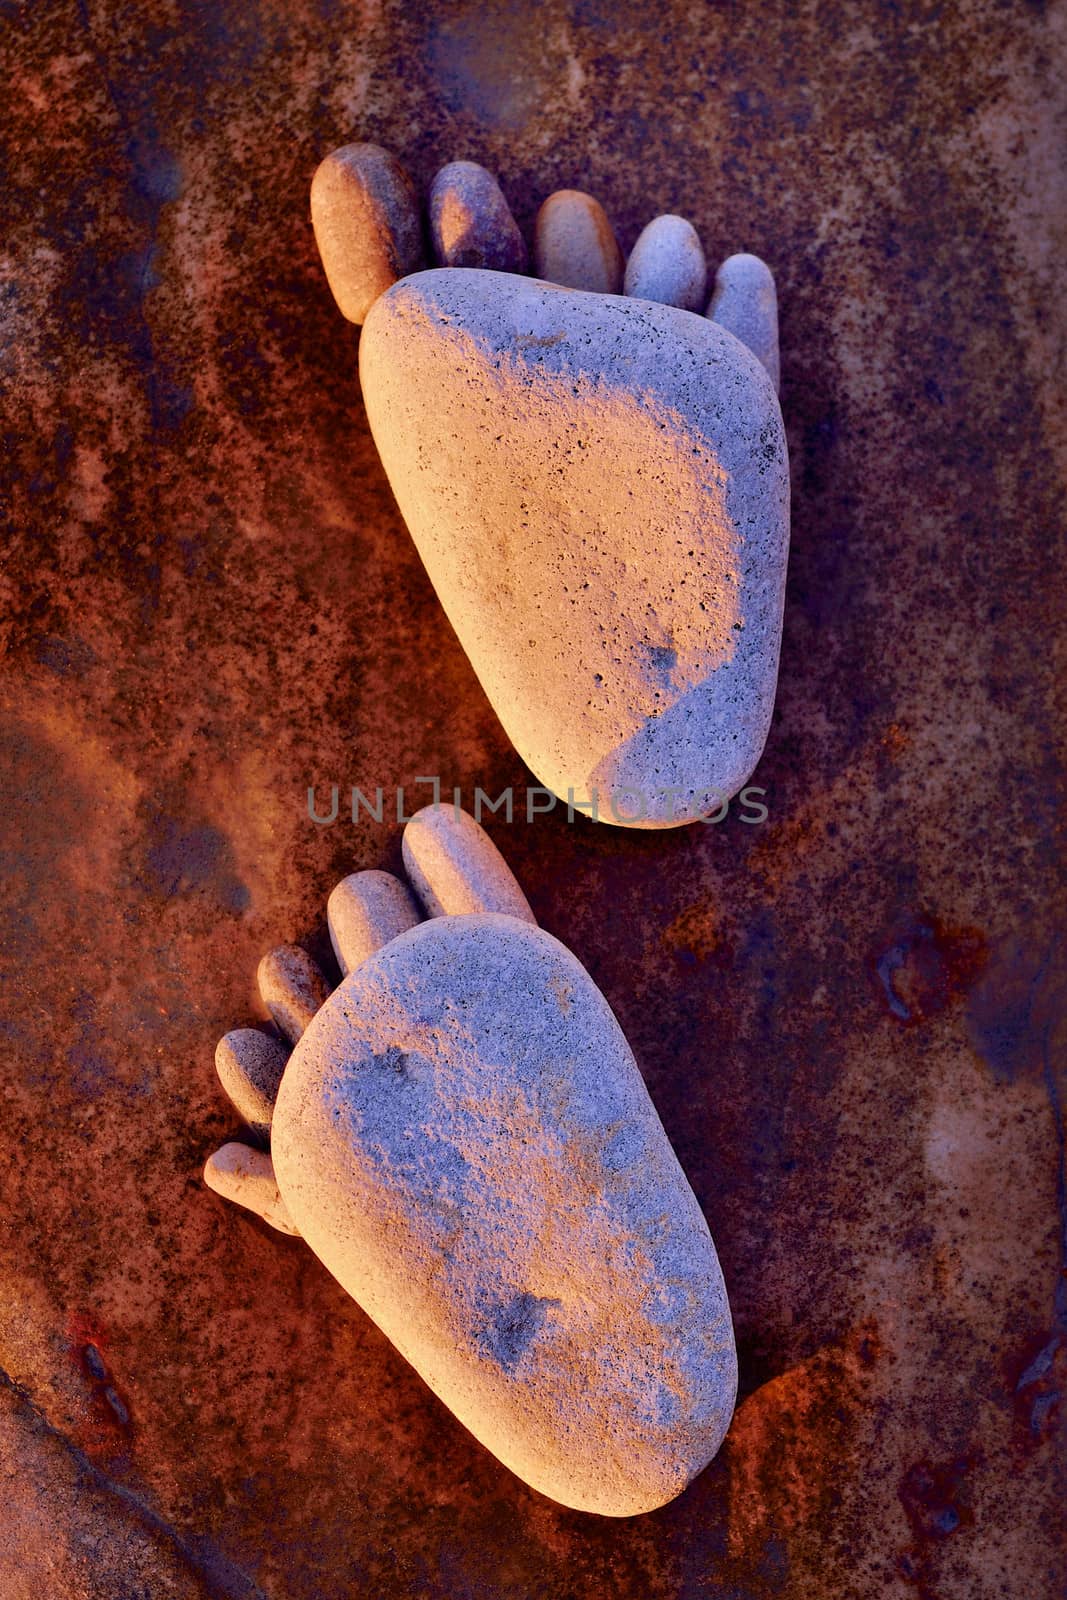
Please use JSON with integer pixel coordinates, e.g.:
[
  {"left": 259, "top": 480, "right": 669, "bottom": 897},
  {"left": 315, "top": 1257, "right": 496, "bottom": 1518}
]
[
  {"left": 311, "top": 148, "right": 788, "bottom": 829},
  {"left": 204, "top": 805, "right": 737, "bottom": 1516}
]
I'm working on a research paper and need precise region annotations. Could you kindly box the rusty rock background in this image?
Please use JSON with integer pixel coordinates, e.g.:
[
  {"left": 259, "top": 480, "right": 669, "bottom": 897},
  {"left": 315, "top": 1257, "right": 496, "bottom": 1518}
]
[{"left": 1, "top": 1, "right": 1065, "bottom": 1596}]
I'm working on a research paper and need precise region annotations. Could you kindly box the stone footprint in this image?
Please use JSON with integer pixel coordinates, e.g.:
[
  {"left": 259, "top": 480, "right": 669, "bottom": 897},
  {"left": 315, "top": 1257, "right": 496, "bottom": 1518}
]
[
  {"left": 205, "top": 804, "right": 737, "bottom": 1515},
  {"left": 313, "top": 148, "right": 790, "bottom": 828}
]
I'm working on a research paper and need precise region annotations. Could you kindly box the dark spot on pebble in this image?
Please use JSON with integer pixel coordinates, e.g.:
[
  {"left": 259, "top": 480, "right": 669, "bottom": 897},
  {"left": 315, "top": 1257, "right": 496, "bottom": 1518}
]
[{"left": 476, "top": 1291, "right": 560, "bottom": 1372}]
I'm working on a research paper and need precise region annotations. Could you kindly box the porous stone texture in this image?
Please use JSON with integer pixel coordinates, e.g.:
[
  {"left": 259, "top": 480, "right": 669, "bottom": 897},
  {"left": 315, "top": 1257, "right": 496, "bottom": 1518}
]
[
  {"left": 707, "top": 253, "right": 780, "bottom": 393},
  {"left": 402, "top": 803, "right": 537, "bottom": 920},
  {"left": 3, "top": 1, "right": 1064, "bottom": 1594},
  {"left": 214, "top": 1027, "right": 290, "bottom": 1142},
  {"left": 310, "top": 143, "right": 424, "bottom": 324},
  {"left": 328, "top": 869, "right": 422, "bottom": 974},
  {"left": 204, "top": 1143, "right": 300, "bottom": 1236},
  {"left": 361, "top": 269, "right": 789, "bottom": 827},
  {"left": 533, "top": 189, "right": 624, "bottom": 292},
  {"left": 272, "top": 913, "right": 737, "bottom": 1516},
  {"left": 257, "top": 944, "right": 331, "bottom": 1043},
  {"left": 429, "top": 160, "right": 528, "bottom": 271},
  {"left": 624, "top": 215, "right": 707, "bottom": 311}
]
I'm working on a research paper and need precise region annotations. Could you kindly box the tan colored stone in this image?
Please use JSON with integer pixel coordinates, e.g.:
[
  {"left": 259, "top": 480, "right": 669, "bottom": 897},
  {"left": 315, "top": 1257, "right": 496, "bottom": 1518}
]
[
  {"left": 257, "top": 944, "right": 330, "bottom": 1043},
  {"left": 214, "top": 1027, "right": 289, "bottom": 1143},
  {"left": 204, "top": 1143, "right": 300, "bottom": 1236},
  {"left": 402, "top": 803, "right": 536, "bottom": 920},
  {"left": 272, "top": 913, "right": 736, "bottom": 1515},
  {"left": 327, "top": 869, "right": 422, "bottom": 974},
  {"left": 360, "top": 269, "right": 790, "bottom": 826},
  {"left": 310, "top": 142, "right": 424, "bottom": 324},
  {"left": 533, "top": 189, "right": 623, "bottom": 292}
]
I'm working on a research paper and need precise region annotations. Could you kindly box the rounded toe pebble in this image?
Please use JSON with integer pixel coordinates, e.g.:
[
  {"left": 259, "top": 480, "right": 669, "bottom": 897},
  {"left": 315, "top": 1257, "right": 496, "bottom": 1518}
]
[
  {"left": 327, "top": 870, "right": 422, "bottom": 974},
  {"left": 624, "top": 215, "right": 707, "bottom": 311},
  {"left": 273, "top": 914, "right": 737, "bottom": 1514},
  {"left": 429, "top": 161, "right": 527, "bottom": 272},
  {"left": 706, "top": 252, "right": 780, "bottom": 391},
  {"left": 257, "top": 945, "right": 331, "bottom": 1043},
  {"left": 533, "top": 189, "right": 623, "bottom": 294},
  {"left": 204, "top": 1143, "right": 300, "bottom": 1236},
  {"left": 214, "top": 1028, "right": 290, "bottom": 1143},
  {"left": 310, "top": 142, "right": 424, "bottom": 325},
  {"left": 402, "top": 804, "right": 536, "bottom": 922}
]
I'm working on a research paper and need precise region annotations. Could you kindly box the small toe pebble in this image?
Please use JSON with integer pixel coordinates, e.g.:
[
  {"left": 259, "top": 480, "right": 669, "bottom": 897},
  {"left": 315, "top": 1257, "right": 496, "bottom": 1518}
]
[
  {"left": 402, "top": 805, "right": 537, "bottom": 923},
  {"left": 257, "top": 945, "right": 331, "bottom": 1044},
  {"left": 204, "top": 1143, "right": 300, "bottom": 1236},
  {"left": 328, "top": 870, "right": 422, "bottom": 974},
  {"left": 624, "top": 215, "right": 707, "bottom": 311},
  {"left": 311, "top": 142, "right": 425, "bottom": 325},
  {"left": 214, "top": 1028, "right": 290, "bottom": 1143},
  {"left": 534, "top": 189, "right": 624, "bottom": 294},
  {"left": 707, "top": 252, "right": 780, "bottom": 392},
  {"left": 429, "top": 161, "right": 527, "bottom": 272}
]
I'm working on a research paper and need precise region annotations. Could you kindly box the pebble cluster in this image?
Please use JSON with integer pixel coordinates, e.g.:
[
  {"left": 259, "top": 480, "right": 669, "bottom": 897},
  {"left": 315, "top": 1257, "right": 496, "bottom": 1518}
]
[
  {"left": 204, "top": 805, "right": 737, "bottom": 1517},
  {"left": 310, "top": 143, "right": 780, "bottom": 388}
]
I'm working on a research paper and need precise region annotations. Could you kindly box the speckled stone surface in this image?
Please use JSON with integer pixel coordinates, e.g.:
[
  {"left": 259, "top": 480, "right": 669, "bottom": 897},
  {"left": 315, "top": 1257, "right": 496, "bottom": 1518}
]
[
  {"left": 625, "top": 214, "right": 708, "bottom": 311},
  {"left": 273, "top": 912, "right": 736, "bottom": 1516},
  {"left": 708, "top": 253, "right": 781, "bottom": 393},
  {"left": 361, "top": 269, "right": 790, "bottom": 826},
  {"left": 428, "top": 160, "right": 527, "bottom": 272},
  {"left": 1, "top": 0, "right": 1065, "bottom": 1595}
]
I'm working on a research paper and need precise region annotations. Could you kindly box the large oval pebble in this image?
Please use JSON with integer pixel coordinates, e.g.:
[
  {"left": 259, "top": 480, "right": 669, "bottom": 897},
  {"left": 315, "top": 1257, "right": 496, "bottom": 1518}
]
[
  {"left": 273, "top": 913, "right": 737, "bottom": 1514},
  {"left": 360, "top": 269, "right": 789, "bottom": 827}
]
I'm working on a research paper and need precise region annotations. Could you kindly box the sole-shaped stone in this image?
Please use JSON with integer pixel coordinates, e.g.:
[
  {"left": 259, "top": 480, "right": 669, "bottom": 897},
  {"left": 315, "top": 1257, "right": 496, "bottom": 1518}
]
[
  {"left": 360, "top": 268, "right": 790, "bottom": 827},
  {"left": 272, "top": 913, "right": 737, "bottom": 1515}
]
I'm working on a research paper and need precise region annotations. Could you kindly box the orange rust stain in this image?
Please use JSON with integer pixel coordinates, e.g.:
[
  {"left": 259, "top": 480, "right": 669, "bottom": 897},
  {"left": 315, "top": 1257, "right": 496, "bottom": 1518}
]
[
  {"left": 724, "top": 1323, "right": 882, "bottom": 1559},
  {"left": 661, "top": 899, "right": 727, "bottom": 965},
  {"left": 880, "top": 722, "right": 911, "bottom": 757}
]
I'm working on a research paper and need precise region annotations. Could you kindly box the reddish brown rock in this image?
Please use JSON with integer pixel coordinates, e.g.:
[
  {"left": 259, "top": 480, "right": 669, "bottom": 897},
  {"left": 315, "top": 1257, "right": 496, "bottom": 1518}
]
[
  {"left": 310, "top": 142, "right": 425, "bottom": 324},
  {"left": 533, "top": 189, "right": 624, "bottom": 292}
]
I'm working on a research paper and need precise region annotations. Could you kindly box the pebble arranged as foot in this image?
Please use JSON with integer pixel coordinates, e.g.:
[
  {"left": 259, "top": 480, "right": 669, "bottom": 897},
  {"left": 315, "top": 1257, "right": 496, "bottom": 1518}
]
[
  {"left": 204, "top": 806, "right": 737, "bottom": 1516},
  {"left": 310, "top": 146, "right": 789, "bottom": 827}
]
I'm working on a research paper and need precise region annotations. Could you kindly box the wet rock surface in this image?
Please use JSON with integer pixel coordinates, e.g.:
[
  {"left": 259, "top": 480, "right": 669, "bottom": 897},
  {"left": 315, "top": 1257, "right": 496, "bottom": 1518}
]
[{"left": 1, "top": 1, "right": 1064, "bottom": 1596}]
